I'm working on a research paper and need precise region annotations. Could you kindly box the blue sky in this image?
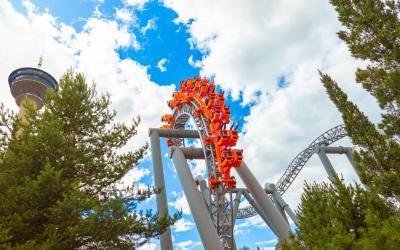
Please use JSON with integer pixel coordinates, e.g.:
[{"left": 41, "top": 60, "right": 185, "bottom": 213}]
[{"left": 1, "top": 0, "right": 380, "bottom": 249}]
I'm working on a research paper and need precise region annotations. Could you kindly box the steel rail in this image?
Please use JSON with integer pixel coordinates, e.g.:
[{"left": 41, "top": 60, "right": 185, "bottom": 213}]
[{"left": 236, "top": 124, "right": 347, "bottom": 219}]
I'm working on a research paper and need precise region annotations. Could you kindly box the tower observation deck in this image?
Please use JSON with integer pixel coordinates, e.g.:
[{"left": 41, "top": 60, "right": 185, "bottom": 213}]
[{"left": 8, "top": 67, "right": 58, "bottom": 110}]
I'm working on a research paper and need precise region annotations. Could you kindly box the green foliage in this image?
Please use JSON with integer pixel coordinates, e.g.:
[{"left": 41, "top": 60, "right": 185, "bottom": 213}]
[
  {"left": 324, "top": 0, "right": 400, "bottom": 199},
  {"left": 0, "top": 70, "right": 179, "bottom": 249},
  {"left": 320, "top": 73, "right": 400, "bottom": 198},
  {"left": 280, "top": 179, "right": 400, "bottom": 249},
  {"left": 281, "top": 0, "right": 400, "bottom": 249}
]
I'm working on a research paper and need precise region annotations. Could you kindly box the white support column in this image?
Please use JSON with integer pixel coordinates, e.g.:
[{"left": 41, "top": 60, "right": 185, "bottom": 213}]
[
  {"left": 317, "top": 145, "right": 337, "bottom": 180},
  {"left": 195, "top": 175, "right": 211, "bottom": 208},
  {"left": 170, "top": 148, "right": 224, "bottom": 250},
  {"left": 149, "top": 130, "right": 173, "bottom": 250},
  {"left": 232, "top": 190, "right": 242, "bottom": 225},
  {"left": 265, "top": 183, "right": 298, "bottom": 226},
  {"left": 235, "top": 162, "right": 291, "bottom": 240}
]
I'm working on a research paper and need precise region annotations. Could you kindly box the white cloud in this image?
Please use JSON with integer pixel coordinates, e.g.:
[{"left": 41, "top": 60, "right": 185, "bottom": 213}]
[
  {"left": 168, "top": 191, "right": 190, "bottom": 215},
  {"left": 256, "top": 238, "right": 277, "bottom": 245},
  {"left": 138, "top": 242, "right": 158, "bottom": 250},
  {"left": 115, "top": 167, "right": 151, "bottom": 189},
  {"left": 115, "top": 7, "right": 135, "bottom": 24},
  {"left": 140, "top": 17, "right": 157, "bottom": 34},
  {"left": 124, "top": 0, "right": 150, "bottom": 10},
  {"left": 163, "top": 0, "right": 382, "bottom": 210},
  {"left": 176, "top": 240, "right": 201, "bottom": 250},
  {"left": 188, "top": 55, "right": 202, "bottom": 68},
  {"left": 234, "top": 215, "right": 266, "bottom": 236},
  {"left": 173, "top": 218, "right": 195, "bottom": 232},
  {"left": 157, "top": 58, "right": 168, "bottom": 72}
]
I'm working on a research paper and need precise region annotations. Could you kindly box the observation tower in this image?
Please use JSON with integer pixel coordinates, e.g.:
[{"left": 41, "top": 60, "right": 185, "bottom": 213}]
[{"left": 8, "top": 63, "right": 58, "bottom": 115}]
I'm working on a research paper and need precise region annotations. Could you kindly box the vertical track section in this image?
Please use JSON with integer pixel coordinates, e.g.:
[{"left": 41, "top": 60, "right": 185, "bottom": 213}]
[{"left": 161, "top": 78, "right": 243, "bottom": 249}]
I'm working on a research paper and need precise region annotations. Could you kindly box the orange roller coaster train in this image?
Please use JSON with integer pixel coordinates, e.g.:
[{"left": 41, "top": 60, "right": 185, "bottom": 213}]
[{"left": 161, "top": 77, "right": 243, "bottom": 189}]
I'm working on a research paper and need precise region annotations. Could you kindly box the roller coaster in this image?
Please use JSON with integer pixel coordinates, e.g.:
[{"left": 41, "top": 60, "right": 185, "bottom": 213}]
[{"left": 150, "top": 78, "right": 356, "bottom": 250}]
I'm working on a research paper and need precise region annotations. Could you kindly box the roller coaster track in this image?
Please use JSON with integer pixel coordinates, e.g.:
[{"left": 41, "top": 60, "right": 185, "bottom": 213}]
[
  {"left": 161, "top": 78, "right": 243, "bottom": 248},
  {"left": 236, "top": 124, "right": 347, "bottom": 219}
]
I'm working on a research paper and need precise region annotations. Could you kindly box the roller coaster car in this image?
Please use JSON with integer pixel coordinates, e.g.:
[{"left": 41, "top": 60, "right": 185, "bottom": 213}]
[
  {"left": 167, "top": 138, "right": 174, "bottom": 147},
  {"left": 207, "top": 83, "right": 215, "bottom": 94},
  {"left": 167, "top": 99, "right": 178, "bottom": 109},
  {"left": 161, "top": 124, "right": 171, "bottom": 129},
  {"left": 193, "top": 80, "right": 201, "bottom": 92},
  {"left": 216, "top": 93, "right": 225, "bottom": 102},
  {"left": 199, "top": 82, "right": 208, "bottom": 97},
  {"left": 223, "top": 176, "right": 236, "bottom": 188},
  {"left": 194, "top": 108, "right": 203, "bottom": 117},
  {"left": 161, "top": 114, "right": 173, "bottom": 124},
  {"left": 221, "top": 149, "right": 242, "bottom": 168},
  {"left": 232, "top": 149, "right": 243, "bottom": 167},
  {"left": 206, "top": 96, "right": 216, "bottom": 109},
  {"left": 209, "top": 122, "right": 221, "bottom": 134},
  {"left": 186, "top": 79, "right": 194, "bottom": 92},
  {"left": 173, "top": 91, "right": 186, "bottom": 101},
  {"left": 180, "top": 81, "right": 187, "bottom": 92},
  {"left": 212, "top": 110, "right": 222, "bottom": 124},
  {"left": 218, "top": 130, "right": 238, "bottom": 147},
  {"left": 209, "top": 175, "right": 221, "bottom": 188},
  {"left": 222, "top": 107, "right": 231, "bottom": 123},
  {"left": 213, "top": 105, "right": 223, "bottom": 113},
  {"left": 204, "top": 136, "right": 215, "bottom": 145}
]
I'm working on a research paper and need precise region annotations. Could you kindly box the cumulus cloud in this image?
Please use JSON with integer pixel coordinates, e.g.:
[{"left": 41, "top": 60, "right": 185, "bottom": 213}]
[
  {"left": 234, "top": 215, "right": 267, "bottom": 236},
  {"left": 188, "top": 55, "right": 202, "bottom": 69},
  {"left": 115, "top": 167, "right": 150, "bottom": 190},
  {"left": 176, "top": 240, "right": 201, "bottom": 250},
  {"left": 124, "top": 0, "right": 150, "bottom": 10},
  {"left": 163, "top": 0, "right": 381, "bottom": 209},
  {"left": 115, "top": 7, "right": 136, "bottom": 24},
  {"left": 168, "top": 191, "right": 190, "bottom": 215},
  {"left": 173, "top": 218, "right": 195, "bottom": 232},
  {"left": 256, "top": 238, "right": 278, "bottom": 245},
  {"left": 157, "top": 58, "right": 168, "bottom": 72},
  {"left": 140, "top": 17, "right": 157, "bottom": 34},
  {"left": 138, "top": 242, "right": 158, "bottom": 250}
]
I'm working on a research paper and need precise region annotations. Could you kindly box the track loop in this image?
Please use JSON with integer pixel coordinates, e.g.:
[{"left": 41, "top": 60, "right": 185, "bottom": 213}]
[{"left": 161, "top": 77, "right": 243, "bottom": 188}]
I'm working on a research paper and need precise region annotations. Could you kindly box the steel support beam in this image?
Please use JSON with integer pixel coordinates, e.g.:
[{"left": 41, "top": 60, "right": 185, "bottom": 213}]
[
  {"left": 169, "top": 148, "right": 224, "bottom": 250},
  {"left": 195, "top": 175, "right": 211, "bottom": 208},
  {"left": 317, "top": 145, "right": 338, "bottom": 180},
  {"left": 236, "top": 162, "right": 291, "bottom": 240},
  {"left": 149, "top": 128, "right": 200, "bottom": 138},
  {"left": 171, "top": 147, "right": 204, "bottom": 160},
  {"left": 323, "top": 146, "right": 352, "bottom": 154},
  {"left": 149, "top": 130, "right": 173, "bottom": 250},
  {"left": 265, "top": 183, "right": 298, "bottom": 226},
  {"left": 232, "top": 190, "right": 242, "bottom": 225}
]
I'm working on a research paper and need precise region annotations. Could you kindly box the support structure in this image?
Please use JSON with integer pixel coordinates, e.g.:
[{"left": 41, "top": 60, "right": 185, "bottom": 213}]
[
  {"left": 235, "top": 162, "right": 291, "bottom": 240},
  {"left": 319, "top": 146, "right": 369, "bottom": 190},
  {"left": 170, "top": 147, "right": 224, "bottom": 250},
  {"left": 150, "top": 78, "right": 364, "bottom": 249},
  {"left": 265, "top": 183, "right": 298, "bottom": 226},
  {"left": 149, "top": 130, "right": 173, "bottom": 250},
  {"left": 150, "top": 127, "right": 293, "bottom": 249},
  {"left": 317, "top": 144, "right": 338, "bottom": 180}
]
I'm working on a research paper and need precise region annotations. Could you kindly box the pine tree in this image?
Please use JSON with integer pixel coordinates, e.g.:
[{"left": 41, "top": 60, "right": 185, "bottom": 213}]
[
  {"left": 0, "top": 71, "right": 179, "bottom": 249},
  {"left": 280, "top": 0, "right": 400, "bottom": 248},
  {"left": 322, "top": 0, "right": 400, "bottom": 199}
]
